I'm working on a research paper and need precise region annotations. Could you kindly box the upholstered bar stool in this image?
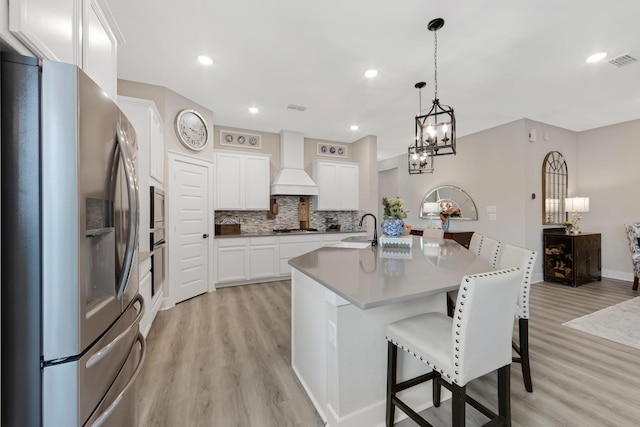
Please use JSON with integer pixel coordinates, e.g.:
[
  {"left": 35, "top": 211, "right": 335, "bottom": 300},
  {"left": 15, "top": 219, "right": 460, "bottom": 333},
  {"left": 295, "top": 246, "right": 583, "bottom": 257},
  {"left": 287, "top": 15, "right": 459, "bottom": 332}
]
[
  {"left": 386, "top": 268, "right": 523, "bottom": 427},
  {"left": 447, "top": 235, "right": 502, "bottom": 316},
  {"left": 497, "top": 244, "right": 537, "bottom": 392},
  {"left": 468, "top": 233, "right": 483, "bottom": 256},
  {"left": 478, "top": 236, "right": 503, "bottom": 268}
]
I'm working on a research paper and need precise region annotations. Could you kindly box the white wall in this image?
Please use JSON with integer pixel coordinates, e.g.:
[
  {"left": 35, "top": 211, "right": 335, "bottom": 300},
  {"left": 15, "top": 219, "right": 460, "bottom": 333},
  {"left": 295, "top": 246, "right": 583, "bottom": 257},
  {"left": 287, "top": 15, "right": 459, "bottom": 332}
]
[
  {"left": 379, "top": 118, "right": 637, "bottom": 283},
  {"left": 576, "top": 119, "right": 640, "bottom": 280}
]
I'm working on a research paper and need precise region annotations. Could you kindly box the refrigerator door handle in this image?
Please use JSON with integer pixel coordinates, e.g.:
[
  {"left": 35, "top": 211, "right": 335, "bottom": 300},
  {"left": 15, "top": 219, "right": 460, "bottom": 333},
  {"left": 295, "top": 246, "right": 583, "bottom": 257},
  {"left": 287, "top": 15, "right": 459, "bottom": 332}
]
[
  {"left": 89, "top": 332, "right": 146, "bottom": 427},
  {"left": 115, "top": 122, "right": 140, "bottom": 299},
  {"left": 86, "top": 294, "right": 144, "bottom": 369}
]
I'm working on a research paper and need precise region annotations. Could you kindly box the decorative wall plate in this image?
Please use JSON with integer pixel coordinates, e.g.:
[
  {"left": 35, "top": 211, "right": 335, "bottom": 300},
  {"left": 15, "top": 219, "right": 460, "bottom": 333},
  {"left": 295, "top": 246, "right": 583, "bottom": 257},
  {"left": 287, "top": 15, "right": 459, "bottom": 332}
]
[
  {"left": 317, "top": 142, "right": 347, "bottom": 158},
  {"left": 220, "top": 130, "right": 262, "bottom": 149}
]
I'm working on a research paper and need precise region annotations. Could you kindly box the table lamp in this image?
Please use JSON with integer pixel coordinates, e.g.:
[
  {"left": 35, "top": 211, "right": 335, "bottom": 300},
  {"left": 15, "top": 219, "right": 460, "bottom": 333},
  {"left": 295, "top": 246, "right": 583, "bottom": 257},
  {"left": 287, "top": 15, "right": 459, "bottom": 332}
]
[{"left": 564, "top": 197, "right": 590, "bottom": 234}]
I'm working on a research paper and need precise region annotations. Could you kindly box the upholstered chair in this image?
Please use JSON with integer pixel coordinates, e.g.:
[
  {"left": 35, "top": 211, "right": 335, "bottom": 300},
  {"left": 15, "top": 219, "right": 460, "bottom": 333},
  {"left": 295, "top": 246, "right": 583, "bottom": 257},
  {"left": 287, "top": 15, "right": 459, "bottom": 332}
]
[
  {"left": 498, "top": 244, "right": 538, "bottom": 392},
  {"left": 447, "top": 235, "right": 502, "bottom": 316},
  {"left": 478, "top": 236, "right": 503, "bottom": 268},
  {"left": 468, "top": 233, "right": 483, "bottom": 256},
  {"left": 386, "top": 268, "right": 523, "bottom": 427},
  {"left": 624, "top": 223, "right": 640, "bottom": 291}
]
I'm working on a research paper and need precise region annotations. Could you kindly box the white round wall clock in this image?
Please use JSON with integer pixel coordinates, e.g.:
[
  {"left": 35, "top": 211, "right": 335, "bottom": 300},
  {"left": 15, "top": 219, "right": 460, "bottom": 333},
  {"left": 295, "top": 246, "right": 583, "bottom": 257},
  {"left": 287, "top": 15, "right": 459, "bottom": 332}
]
[{"left": 175, "top": 109, "right": 209, "bottom": 151}]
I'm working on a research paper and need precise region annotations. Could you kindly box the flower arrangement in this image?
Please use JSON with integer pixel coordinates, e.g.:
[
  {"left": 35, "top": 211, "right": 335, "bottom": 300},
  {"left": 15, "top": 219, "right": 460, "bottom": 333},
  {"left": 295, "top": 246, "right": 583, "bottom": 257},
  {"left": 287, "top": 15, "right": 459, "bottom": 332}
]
[
  {"left": 563, "top": 214, "right": 582, "bottom": 233},
  {"left": 438, "top": 202, "right": 461, "bottom": 221},
  {"left": 382, "top": 197, "right": 408, "bottom": 220}
]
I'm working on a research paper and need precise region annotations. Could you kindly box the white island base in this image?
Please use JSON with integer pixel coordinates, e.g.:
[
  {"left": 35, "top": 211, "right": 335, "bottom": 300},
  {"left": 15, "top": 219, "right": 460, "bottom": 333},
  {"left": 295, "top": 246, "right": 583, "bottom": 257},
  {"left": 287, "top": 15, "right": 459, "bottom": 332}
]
[{"left": 291, "top": 269, "right": 451, "bottom": 427}]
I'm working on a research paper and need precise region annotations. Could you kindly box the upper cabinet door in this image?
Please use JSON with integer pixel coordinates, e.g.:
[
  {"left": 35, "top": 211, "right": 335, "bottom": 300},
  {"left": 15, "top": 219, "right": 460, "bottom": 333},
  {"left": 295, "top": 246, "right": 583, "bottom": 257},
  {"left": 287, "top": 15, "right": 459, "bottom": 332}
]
[
  {"left": 149, "top": 108, "right": 165, "bottom": 185},
  {"left": 216, "top": 152, "right": 244, "bottom": 210},
  {"left": 8, "top": 0, "right": 122, "bottom": 99},
  {"left": 313, "top": 160, "right": 359, "bottom": 211},
  {"left": 82, "top": 0, "right": 120, "bottom": 99},
  {"left": 9, "top": 0, "right": 79, "bottom": 64},
  {"left": 214, "top": 151, "right": 270, "bottom": 211},
  {"left": 244, "top": 155, "right": 270, "bottom": 210},
  {"left": 338, "top": 164, "right": 359, "bottom": 210}
]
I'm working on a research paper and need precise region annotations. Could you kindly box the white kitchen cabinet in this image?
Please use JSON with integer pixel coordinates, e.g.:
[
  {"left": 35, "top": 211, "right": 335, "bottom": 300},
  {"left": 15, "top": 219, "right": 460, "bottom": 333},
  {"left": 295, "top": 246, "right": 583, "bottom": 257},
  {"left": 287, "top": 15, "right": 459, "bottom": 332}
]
[
  {"left": 6, "top": 0, "right": 122, "bottom": 100},
  {"left": 148, "top": 108, "right": 165, "bottom": 185},
  {"left": 215, "top": 238, "right": 249, "bottom": 283},
  {"left": 138, "top": 259, "right": 153, "bottom": 337},
  {"left": 312, "top": 160, "right": 359, "bottom": 211},
  {"left": 8, "top": 0, "right": 78, "bottom": 64},
  {"left": 215, "top": 236, "right": 277, "bottom": 285},
  {"left": 278, "top": 234, "right": 322, "bottom": 276},
  {"left": 215, "top": 151, "right": 270, "bottom": 211},
  {"left": 82, "top": 0, "right": 119, "bottom": 99},
  {"left": 118, "top": 96, "right": 165, "bottom": 252},
  {"left": 248, "top": 237, "right": 278, "bottom": 279}
]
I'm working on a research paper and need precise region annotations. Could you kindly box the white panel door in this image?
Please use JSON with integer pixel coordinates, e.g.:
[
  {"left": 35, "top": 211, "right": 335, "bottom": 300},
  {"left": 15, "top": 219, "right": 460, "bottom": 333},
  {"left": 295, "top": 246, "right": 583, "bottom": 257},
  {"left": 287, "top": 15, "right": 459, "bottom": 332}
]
[{"left": 170, "top": 156, "right": 211, "bottom": 304}]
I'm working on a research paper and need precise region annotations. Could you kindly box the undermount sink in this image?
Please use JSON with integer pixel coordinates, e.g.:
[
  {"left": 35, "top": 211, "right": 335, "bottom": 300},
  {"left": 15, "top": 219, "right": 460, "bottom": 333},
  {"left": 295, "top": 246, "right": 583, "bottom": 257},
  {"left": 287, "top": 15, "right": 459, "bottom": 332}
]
[{"left": 331, "top": 241, "right": 371, "bottom": 249}]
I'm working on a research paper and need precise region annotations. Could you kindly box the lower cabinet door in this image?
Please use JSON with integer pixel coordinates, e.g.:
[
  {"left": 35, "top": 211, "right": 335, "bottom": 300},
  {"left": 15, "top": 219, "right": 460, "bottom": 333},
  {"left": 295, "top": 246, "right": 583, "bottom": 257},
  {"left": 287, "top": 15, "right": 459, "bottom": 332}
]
[
  {"left": 216, "top": 246, "right": 249, "bottom": 283},
  {"left": 250, "top": 245, "right": 278, "bottom": 279}
]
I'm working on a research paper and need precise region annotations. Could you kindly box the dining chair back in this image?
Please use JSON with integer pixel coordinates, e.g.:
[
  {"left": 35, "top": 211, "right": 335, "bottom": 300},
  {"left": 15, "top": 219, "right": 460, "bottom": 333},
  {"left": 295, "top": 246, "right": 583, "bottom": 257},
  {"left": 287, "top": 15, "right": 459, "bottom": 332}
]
[
  {"left": 468, "top": 233, "right": 483, "bottom": 256},
  {"left": 498, "top": 243, "right": 537, "bottom": 392},
  {"left": 478, "top": 236, "right": 503, "bottom": 268},
  {"left": 386, "top": 268, "right": 523, "bottom": 427}
]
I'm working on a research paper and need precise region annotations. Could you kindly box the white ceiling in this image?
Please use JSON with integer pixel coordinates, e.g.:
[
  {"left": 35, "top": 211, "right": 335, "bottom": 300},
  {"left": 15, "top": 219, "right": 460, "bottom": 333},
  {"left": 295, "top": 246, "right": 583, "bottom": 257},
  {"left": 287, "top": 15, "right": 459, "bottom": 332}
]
[{"left": 107, "top": 0, "right": 640, "bottom": 161}]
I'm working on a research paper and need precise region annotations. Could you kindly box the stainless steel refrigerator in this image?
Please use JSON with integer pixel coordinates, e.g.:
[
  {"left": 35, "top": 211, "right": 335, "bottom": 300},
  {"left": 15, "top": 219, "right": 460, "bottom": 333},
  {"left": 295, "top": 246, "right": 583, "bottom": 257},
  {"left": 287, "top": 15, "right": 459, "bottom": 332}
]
[{"left": 1, "top": 53, "right": 145, "bottom": 426}]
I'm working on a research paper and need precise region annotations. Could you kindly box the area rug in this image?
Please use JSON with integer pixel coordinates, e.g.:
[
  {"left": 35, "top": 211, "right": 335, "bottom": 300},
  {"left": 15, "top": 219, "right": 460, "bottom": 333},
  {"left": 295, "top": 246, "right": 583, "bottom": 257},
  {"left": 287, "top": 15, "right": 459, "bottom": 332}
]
[{"left": 563, "top": 297, "right": 640, "bottom": 350}]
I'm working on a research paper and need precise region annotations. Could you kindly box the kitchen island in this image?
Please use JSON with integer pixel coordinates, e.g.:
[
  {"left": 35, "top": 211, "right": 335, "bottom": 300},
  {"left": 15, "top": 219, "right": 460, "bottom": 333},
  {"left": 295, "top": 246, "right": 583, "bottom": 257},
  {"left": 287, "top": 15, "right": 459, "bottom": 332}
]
[{"left": 288, "top": 236, "right": 493, "bottom": 427}]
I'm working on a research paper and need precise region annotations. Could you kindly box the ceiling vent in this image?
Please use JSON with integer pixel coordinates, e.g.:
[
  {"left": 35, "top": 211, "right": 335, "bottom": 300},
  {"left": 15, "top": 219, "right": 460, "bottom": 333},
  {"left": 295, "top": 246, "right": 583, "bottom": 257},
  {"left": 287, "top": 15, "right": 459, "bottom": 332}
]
[
  {"left": 608, "top": 53, "right": 637, "bottom": 67},
  {"left": 287, "top": 104, "right": 307, "bottom": 111}
]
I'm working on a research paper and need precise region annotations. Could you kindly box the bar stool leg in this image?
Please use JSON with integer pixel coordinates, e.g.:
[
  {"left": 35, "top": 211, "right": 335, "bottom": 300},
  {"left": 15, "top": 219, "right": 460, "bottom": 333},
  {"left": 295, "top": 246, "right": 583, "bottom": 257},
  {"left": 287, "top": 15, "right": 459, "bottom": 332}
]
[
  {"left": 519, "top": 318, "right": 533, "bottom": 392},
  {"left": 433, "top": 372, "right": 441, "bottom": 407},
  {"left": 386, "top": 342, "right": 398, "bottom": 426},
  {"left": 498, "top": 365, "right": 511, "bottom": 427},
  {"left": 451, "top": 383, "right": 466, "bottom": 427}
]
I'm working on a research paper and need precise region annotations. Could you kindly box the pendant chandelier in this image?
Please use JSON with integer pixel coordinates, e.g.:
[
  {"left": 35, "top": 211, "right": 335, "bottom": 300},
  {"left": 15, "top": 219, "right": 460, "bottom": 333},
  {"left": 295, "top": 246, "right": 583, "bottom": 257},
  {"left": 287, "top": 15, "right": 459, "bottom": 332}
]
[
  {"left": 408, "top": 81, "right": 434, "bottom": 174},
  {"left": 409, "top": 18, "right": 456, "bottom": 175}
]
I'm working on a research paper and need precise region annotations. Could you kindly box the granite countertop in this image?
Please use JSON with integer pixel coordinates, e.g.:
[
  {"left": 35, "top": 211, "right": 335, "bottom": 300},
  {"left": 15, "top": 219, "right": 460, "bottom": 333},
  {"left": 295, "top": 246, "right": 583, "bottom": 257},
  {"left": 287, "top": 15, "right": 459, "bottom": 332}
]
[
  {"left": 288, "top": 236, "right": 494, "bottom": 309},
  {"left": 214, "top": 229, "right": 366, "bottom": 239}
]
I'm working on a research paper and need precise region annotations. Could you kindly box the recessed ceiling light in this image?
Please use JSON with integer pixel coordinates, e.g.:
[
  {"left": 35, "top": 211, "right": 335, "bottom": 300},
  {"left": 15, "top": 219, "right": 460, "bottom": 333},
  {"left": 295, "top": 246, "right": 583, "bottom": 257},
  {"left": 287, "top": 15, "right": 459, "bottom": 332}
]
[
  {"left": 586, "top": 52, "right": 607, "bottom": 63},
  {"left": 350, "top": 125, "right": 359, "bottom": 131},
  {"left": 364, "top": 69, "right": 378, "bottom": 78},
  {"left": 249, "top": 107, "right": 259, "bottom": 114},
  {"left": 197, "top": 55, "right": 213, "bottom": 66}
]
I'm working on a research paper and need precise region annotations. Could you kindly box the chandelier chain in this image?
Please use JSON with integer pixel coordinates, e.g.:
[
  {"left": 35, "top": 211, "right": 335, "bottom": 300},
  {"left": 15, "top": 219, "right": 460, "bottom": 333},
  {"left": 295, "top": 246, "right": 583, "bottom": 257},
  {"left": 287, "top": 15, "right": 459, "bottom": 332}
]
[{"left": 433, "top": 31, "right": 438, "bottom": 100}]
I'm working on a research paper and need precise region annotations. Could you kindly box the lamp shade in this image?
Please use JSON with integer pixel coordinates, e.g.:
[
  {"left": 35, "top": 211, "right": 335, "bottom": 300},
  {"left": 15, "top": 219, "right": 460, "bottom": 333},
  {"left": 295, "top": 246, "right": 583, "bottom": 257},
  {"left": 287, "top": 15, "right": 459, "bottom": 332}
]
[
  {"left": 565, "top": 197, "right": 590, "bottom": 212},
  {"left": 423, "top": 202, "right": 440, "bottom": 214}
]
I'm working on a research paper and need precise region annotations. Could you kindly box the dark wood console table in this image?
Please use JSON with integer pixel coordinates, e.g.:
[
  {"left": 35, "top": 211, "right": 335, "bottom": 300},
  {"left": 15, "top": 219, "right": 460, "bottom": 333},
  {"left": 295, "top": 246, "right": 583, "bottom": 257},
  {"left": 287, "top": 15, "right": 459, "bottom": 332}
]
[
  {"left": 444, "top": 231, "right": 474, "bottom": 249},
  {"left": 543, "top": 230, "right": 601, "bottom": 287}
]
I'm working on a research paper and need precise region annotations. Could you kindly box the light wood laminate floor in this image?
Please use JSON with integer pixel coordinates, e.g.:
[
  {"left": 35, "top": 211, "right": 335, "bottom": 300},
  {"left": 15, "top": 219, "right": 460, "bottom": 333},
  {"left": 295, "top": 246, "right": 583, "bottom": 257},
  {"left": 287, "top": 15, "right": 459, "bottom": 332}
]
[{"left": 136, "top": 278, "right": 640, "bottom": 426}]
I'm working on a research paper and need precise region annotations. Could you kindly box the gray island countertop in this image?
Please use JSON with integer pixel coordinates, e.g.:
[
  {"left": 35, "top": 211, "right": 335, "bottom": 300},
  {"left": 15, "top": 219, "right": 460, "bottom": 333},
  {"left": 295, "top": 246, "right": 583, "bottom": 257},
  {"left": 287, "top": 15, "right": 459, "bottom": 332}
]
[{"left": 288, "top": 235, "right": 494, "bottom": 309}]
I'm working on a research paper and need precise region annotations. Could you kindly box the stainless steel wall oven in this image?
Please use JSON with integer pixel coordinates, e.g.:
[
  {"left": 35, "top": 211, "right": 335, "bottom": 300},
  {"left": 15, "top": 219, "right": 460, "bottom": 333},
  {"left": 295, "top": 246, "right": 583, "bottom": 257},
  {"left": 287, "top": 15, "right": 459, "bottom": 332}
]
[{"left": 150, "top": 186, "right": 166, "bottom": 297}]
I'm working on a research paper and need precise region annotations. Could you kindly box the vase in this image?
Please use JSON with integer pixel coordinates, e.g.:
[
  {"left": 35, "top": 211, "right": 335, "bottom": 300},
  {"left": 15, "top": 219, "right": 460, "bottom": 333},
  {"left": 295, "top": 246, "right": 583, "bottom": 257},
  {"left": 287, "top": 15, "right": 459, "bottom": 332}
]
[
  {"left": 441, "top": 217, "right": 450, "bottom": 233},
  {"left": 382, "top": 218, "right": 405, "bottom": 237}
]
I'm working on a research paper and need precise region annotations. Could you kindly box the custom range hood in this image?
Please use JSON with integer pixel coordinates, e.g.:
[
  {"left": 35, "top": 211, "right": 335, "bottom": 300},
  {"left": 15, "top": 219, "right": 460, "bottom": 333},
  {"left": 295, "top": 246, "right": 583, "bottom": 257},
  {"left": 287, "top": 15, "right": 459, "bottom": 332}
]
[{"left": 271, "top": 130, "right": 319, "bottom": 196}]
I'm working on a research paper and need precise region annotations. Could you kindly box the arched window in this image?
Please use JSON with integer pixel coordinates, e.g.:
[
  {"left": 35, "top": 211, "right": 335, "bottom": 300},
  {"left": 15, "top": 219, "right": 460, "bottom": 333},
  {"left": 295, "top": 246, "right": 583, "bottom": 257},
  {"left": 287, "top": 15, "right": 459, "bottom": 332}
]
[{"left": 542, "top": 151, "right": 568, "bottom": 224}]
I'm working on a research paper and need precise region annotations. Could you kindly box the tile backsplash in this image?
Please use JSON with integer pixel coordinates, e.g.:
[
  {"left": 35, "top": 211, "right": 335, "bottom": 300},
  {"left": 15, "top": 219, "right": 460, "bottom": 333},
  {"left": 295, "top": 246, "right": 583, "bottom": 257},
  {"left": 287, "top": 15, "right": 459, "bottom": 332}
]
[{"left": 215, "top": 196, "right": 366, "bottom": 233}]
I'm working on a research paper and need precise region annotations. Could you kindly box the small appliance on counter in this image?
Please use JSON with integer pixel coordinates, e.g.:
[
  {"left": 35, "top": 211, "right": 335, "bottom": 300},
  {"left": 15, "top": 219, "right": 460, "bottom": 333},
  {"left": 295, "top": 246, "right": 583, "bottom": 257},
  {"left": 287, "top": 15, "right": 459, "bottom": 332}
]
[
  {"left": 325, "top": 216, "right": 341, "bottom": 232},
  {"left": 215, "top": 216, "right": 241, "bottom": 235}
]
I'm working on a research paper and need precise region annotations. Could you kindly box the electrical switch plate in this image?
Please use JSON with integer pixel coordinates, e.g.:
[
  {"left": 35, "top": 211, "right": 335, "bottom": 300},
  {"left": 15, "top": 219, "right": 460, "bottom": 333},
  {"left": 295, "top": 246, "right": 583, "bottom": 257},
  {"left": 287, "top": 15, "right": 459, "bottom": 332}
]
[
  {"left": 328, "top": 321, "right": 337, "bottom": 349},
  {"left": 529, "top": 129, "right": 537, "bottom": 142},
  {"left": 489, "top": 213, "right": 497, "bottom": 221},
  {"left": 487, "top": 205, "right": 497, "bottom": 213}
]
